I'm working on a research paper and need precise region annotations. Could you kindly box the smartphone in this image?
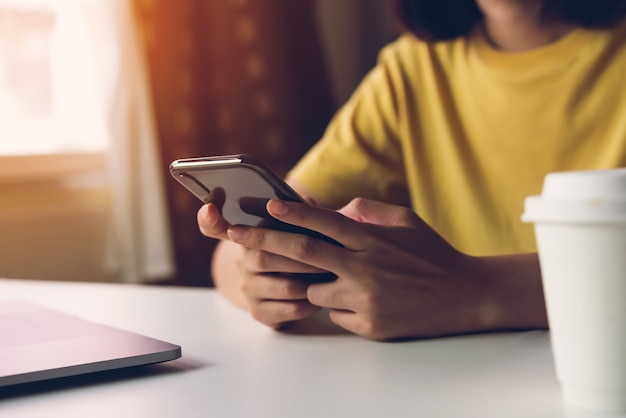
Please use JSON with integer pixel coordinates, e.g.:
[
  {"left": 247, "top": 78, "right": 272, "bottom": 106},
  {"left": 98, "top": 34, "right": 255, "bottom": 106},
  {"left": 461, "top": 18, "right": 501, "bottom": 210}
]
[
  {"left": 170, "top": 154, "right": 340, "bottom": 280},
  {"left": 170, "top": 154, "right": 320, "bottom": 233}
]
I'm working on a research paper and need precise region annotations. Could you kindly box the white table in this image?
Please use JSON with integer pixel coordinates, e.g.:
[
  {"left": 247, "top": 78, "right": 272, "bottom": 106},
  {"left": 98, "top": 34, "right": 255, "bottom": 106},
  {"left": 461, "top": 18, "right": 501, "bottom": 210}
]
[{"left": 0, "top": 278, "right": 622, "bottom": 418}]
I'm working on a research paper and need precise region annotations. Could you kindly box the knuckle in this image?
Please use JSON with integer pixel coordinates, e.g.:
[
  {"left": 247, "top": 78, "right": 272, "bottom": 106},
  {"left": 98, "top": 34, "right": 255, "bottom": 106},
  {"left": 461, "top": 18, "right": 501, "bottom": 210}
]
[
  {"left": 280, "top": 302, "right": 305, "bottom": 320},
  {"left": 248, "top": 229, "right": 266, "bottom": 247},
  {"left": 292, "top": 236, "right": 318, "bottom": 261},
  {"left": 249, "top": 249, "right": 270, "bottom": 271},
  {"left": 273, "top": 280, "right": 294, "bottom": 298},
  {"left": 348, "top": 197, "right": 367, "bottom": 212},
  {"left": 278, "top": 279, "right": 306, "bottom": 299}
]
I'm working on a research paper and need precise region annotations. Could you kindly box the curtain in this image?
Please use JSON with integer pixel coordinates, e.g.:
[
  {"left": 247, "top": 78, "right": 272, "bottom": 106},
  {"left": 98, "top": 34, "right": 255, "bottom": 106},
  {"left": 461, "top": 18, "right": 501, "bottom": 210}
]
[
  {"left": 136, "top": 0, "right": 336, "bottom": 286},
  {"left": 100, "top": 0, "right": 175, "bottom": 284}
]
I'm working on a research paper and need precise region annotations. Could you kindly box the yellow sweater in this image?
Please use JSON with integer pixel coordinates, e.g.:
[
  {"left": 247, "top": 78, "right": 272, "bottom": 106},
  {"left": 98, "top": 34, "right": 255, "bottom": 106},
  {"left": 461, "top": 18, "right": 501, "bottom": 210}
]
[{"left": 289, "top": 22, "right": 626, "bottom": 256}]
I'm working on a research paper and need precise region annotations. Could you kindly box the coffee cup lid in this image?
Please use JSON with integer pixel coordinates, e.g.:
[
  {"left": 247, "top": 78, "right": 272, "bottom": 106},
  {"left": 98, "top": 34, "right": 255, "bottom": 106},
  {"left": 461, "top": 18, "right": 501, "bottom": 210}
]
[{"left": 522, "top": 169, "right": 626, "bottom": 224}]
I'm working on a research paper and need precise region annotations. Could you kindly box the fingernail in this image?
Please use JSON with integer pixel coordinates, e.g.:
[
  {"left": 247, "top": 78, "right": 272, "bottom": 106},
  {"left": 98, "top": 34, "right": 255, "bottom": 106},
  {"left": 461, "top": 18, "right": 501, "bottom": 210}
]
[
  {"left": 267, "top": 199, "right": 288, "bottom": 216},
  {"left": 227, "top": 225, "right": 249, "bottom": 241}
]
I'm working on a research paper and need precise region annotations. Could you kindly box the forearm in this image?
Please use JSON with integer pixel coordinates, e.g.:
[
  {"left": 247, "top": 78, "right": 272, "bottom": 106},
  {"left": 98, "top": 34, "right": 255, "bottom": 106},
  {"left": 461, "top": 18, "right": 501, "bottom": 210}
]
[
  {"left": 471, "top": 252, "right": 548, "bottom": 332},
  {"left": 211, "top": 240, "right": 250, "bottom": 310}
]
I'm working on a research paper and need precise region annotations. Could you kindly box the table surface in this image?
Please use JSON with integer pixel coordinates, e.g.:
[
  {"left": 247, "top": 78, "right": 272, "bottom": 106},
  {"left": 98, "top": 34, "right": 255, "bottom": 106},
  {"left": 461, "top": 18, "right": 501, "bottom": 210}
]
[{"left": 0, "top": 278, "right": 623, "bottom": 418}]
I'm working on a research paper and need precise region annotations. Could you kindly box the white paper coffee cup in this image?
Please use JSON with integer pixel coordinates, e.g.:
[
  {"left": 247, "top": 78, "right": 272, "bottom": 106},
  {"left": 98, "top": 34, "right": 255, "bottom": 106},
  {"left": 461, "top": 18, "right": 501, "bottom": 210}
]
[{"left": 522, "top": 168, "right": 626, "bottom": 412}]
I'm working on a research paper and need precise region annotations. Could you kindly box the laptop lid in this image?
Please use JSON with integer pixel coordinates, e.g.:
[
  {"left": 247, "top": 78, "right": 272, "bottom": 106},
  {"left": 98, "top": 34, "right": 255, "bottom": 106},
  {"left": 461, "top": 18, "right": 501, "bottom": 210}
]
[{"left": 0, "top": 302, "right": 181, "bottom": 387}]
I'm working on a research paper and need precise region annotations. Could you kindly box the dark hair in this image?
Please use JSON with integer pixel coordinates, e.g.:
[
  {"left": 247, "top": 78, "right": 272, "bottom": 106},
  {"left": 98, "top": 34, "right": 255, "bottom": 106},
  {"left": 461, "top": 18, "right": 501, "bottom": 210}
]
[{"left": 393, "top": 0, "right": 626, "bottom": 42}]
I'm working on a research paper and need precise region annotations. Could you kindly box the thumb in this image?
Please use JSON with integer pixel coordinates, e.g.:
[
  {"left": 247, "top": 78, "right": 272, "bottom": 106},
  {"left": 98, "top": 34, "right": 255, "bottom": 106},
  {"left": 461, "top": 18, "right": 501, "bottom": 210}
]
[{"left": 338, "top": 198, "right": 419, "bottom": 227}]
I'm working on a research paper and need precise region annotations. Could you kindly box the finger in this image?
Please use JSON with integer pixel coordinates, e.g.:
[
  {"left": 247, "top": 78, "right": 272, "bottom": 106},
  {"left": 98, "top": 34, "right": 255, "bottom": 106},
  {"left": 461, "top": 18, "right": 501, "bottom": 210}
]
[
  {"left": 307, "top": 280, "right": 357, "bottom": 311},
  {"left": 338, "top": 198, "right": 419, "bottom": 228},
  {"left": 327, "top": 310, "right": 390, "bottom": 341},
  {"left": 327, "top": 309, "right": 362, "bottom": 336},
  {"left": 307, "top": 282, "right": 377, "bottom": 338},
  {"left": 197, "top": 203, "right": 231, "bottom": 239},
  {"left": 265, "top": 199, "right": 370, "bottom": 251},
  {"left": 242, "top": 249, "right": 328, "bottom": 275},
  {"left": 241, "top": 274, "right": 310, "bottom": 301},
  {"left": 250, "top": 299, "right": 322, "bottom": 328},
  {"left": 309, "top": 277, "right": 406, "bottom": 339},
  {"left": 228, "top": 224, "right": 346, "bottom": 275}
]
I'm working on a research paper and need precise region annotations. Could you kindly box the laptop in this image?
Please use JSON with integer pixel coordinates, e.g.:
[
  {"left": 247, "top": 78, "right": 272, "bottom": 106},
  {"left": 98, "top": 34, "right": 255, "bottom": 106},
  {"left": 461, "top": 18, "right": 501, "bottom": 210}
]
[{"left": 0, "top": 302, "right": 181, "bottom": 387}]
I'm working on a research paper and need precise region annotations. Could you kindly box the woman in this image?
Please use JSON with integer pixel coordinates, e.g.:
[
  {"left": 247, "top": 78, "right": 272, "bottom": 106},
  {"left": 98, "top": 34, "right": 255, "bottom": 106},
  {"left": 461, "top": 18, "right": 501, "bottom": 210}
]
[{"left": 198, "top": 0, "right": 626, "bottom": 340}]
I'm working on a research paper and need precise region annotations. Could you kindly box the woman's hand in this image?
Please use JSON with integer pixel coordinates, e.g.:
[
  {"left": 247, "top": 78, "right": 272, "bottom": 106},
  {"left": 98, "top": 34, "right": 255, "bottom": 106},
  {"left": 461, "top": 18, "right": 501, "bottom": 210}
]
[
  {"left": 226, "top": 198, "right": 542, "bottom": 340},
  {"left": 197, "top": 202, "right": 325, "bottom": 328}
]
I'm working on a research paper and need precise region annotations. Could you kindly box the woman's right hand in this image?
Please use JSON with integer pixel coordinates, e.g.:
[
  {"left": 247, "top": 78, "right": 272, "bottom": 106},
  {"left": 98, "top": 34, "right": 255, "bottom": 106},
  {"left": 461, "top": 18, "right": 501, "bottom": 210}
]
[{"left": 197, "top": 203, "right": 323, "bottom": 328}]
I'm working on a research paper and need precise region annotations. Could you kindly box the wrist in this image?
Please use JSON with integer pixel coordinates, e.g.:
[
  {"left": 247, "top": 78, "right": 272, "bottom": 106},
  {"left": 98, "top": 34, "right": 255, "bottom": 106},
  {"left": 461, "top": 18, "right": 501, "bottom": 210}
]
[{"left": 466, "top": 253, "right": 548, "bottom": 332}]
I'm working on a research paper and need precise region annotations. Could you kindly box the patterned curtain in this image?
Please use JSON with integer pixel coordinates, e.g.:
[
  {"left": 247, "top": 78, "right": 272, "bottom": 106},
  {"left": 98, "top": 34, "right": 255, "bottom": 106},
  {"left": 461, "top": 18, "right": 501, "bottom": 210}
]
[{"left": 135, "top": 0, "right": 335, "bottom": 286}]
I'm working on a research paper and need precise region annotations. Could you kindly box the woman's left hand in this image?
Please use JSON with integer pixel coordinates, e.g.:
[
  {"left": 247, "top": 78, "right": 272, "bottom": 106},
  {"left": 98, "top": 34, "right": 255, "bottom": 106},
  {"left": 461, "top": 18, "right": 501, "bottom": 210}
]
[{"left": 227, "top": 197, "right": 508, "bottom": 341}]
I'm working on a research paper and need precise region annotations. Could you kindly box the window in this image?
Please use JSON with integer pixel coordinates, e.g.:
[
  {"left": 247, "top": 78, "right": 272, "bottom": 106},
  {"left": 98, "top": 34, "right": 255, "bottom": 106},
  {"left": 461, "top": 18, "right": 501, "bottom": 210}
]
[
  {"left": 0, "top": 0, "right": 174, "bottom": 283},
  {"left": 0, "top": 0, "right": 110, "bottom": 163},
  {"left": 0, "top": 0, "right": 113, "bottom": 282}
]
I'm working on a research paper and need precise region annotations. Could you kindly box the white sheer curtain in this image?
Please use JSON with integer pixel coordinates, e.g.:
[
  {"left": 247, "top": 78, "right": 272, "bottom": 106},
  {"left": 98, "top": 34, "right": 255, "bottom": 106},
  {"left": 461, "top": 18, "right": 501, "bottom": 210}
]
[{"left": 81, "top": 0, "right": 175, "bottom": 283}]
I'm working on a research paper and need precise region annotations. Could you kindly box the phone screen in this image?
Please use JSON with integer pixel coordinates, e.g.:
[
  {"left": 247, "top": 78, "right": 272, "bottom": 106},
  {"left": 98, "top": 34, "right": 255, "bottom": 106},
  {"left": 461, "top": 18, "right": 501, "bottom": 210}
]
[
  {"left": 170, "top": 155, "right": 341, "bottom": 246},
  {"left": 185, "top": 165, "right": 305, "bottom": 229}
]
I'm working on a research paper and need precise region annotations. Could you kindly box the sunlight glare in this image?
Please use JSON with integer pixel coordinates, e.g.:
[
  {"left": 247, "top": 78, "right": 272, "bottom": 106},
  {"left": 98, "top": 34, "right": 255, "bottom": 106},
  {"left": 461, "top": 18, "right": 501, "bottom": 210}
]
[{"left": 0, "top": 0, "right": 109, "bottom": 155}]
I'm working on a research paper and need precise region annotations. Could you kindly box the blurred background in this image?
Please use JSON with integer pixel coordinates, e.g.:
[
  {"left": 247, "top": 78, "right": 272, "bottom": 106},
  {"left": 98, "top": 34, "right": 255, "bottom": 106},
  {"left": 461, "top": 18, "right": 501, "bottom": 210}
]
[{"left": 0, "top": 0, "right": 397, "bottom": 286}]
